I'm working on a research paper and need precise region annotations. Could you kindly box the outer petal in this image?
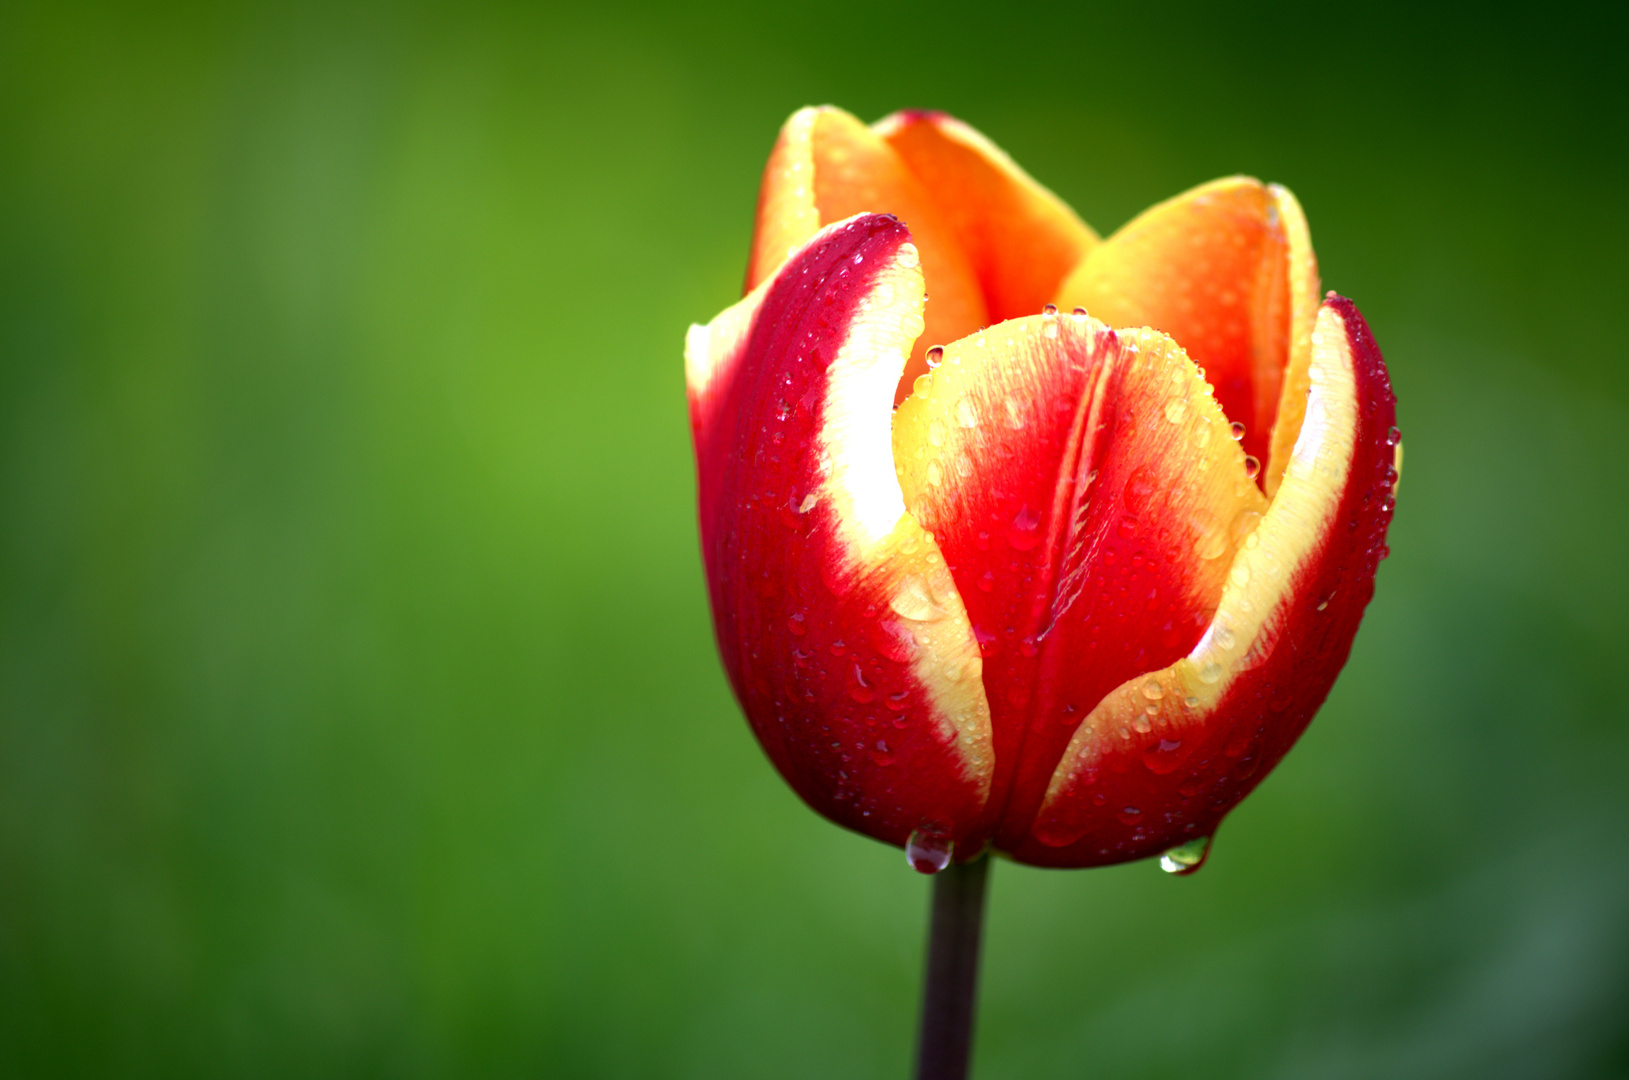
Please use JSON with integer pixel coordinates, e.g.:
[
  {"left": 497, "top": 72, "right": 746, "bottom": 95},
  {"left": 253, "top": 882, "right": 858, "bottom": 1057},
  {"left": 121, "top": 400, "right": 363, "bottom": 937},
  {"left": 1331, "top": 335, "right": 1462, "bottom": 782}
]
[
  {"left": 743, "top": 107, "right": 988, "bottom": 397},
  {"left": 892, "top": 311, "right": 1268, "bottom": 858},
  {"left": 689, "top": 214, "right": 994, "bottom": 856},
  {"left": 874, "top": 110, "right": 1099, "bottom": 323},
  {"left": 1053, "top": 178, "right": 1319, "bottom": 481},
  {"left": 1020, "top": 296, "right": 1399, "bottom": 867}
]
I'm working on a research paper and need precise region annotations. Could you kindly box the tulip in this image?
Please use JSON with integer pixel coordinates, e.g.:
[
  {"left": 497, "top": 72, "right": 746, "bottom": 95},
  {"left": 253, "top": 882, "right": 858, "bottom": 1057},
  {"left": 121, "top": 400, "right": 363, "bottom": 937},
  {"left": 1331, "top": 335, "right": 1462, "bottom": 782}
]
[{"left": 685, "top": 106, "right": 1399, "bottom": 876}]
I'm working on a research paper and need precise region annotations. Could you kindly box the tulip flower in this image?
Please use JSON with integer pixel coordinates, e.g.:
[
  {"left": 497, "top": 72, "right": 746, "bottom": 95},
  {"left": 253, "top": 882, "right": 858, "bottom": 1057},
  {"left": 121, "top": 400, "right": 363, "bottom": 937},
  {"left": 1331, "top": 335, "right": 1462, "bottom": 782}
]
[{"left": 686, "top": 106, "right": 1399, "bottom": 877}]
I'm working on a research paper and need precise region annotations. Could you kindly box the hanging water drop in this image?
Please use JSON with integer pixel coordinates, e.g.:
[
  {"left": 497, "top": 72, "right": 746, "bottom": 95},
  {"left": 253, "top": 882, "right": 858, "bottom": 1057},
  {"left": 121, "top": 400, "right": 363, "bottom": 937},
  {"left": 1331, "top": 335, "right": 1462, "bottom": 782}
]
[
  {"left": 1159, "top": 835, "right": 1212, "bottom": 875},
  {"left": 926, "top": 345, "right": 944, "bottom": 369},
  {"left": 906, "top": 829, "right": 953, "bottom": 874},
  {"left": 1243, "top": 456, "right": 1261, "bottom": 480},
  {"left": 1229, "top": 421, "right": 1246, "bottom": 441}
]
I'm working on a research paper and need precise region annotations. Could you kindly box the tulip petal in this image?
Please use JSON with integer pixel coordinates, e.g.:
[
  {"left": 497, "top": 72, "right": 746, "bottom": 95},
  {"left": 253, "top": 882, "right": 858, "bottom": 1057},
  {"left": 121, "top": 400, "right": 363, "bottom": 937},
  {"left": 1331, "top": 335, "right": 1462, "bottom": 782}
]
[
  {"left": 892, "top": 310, "right": 1268, "bottom": 855},
  {"left": 1022, "top": 296, "right": 1398, "bottom": 866},
  {"left": 1053, "top": 178, "right": 1319, "bottom": 484},
  {"left": 744, "top": 107, "right": 989, "bottom": 401},
  {"left": 874, "top": 110, "right": 1099, "bottom": 323},
  {"left": 689, "top": 214, "right": 993, "bottom": 853}
]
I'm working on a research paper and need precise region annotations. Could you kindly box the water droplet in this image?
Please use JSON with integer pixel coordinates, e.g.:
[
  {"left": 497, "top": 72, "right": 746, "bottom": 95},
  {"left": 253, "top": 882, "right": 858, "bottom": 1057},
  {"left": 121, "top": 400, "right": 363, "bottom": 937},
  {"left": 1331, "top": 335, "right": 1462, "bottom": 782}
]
[
  {"left": 954, "top": 451, "right": 974, "bottom": 479},
  {"left": 848, "top": 663, "right": 875, "bottom": 703},
  {"left": 1116, "top": 806, "right": 1143, "bottom": 825},
  {"left": 1230, "top": 510, "right": 1262, "bottom": 545},
  {"left": 928, "top": 418, "right": 946, "bottom": 447},
  {"left": 1229, "top": 420, "right": 1246, "bottom": 441},
  {"left": 927, "top": 460, "right": 943, "bottom": 486},
  {"left": 1072, "top": 306, "right": 1088, "bottom": 316},
  {"left": 1159, "top": 835, "right": 1212, "bottom": 875},
  {"left": 1141, "top": 678, "right": 1164, "bottom": 700},
  {"left": 955, "top": 397, "right": 979, "bottom": 428},
  {"left": 1164, "top": 398, "right": 1189, "bottom": 424},
  {"left": 797, "top": 493, "right": 818, "bottom": 514},
  {"left": 926, "top": 345, "right": 944, "bottom": 369},
  {"left": 1243, "top": 456, "right": 1261, "bottom": 480},
  {"left": 977, "top": 571, "right": 994, "bottom": 593},
  {"left": 1003, "top": 397, "right": 1025, "bottom": 430},
  {"left": 1042, "top": 303, "right": 1058, "bottom": 316},
  {"left": 906, "top": 829, "right": 953, "bottom": 874},
  {"left": 786, "top": 611, "right": 807, "bottom": 636},
  {"left": 898, "top": 244, "right": 920, "bottom": 269},
  {"left": 1198, "top": 661, "right": 1224, "bottom": 684},
  {"left": 890, "top": 575, "right": 944, "bottom": 621},
  {"left": 1386, "top": 425, "right": 1401, "bottom": 446},
  {"left": 1008, "top": 505, "right": 1041, "bottom": 551},
  {"left": 1123, "top": 466, "right": 1157, "bottom": 514},
  {"left": 913, "top": 373, "right": 934, "bottom": 399}
]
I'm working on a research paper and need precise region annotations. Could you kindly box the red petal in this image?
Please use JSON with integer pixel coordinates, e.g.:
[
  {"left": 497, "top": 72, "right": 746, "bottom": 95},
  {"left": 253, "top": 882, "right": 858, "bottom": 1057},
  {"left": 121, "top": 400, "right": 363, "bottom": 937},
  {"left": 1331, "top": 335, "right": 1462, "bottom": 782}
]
[
  {"left": 892, "top": 311, "right": 1268, "bottom": 856},
  {"left": 689, "top": 214, "right": 993, "bottom": 856},
  {"left": 1017, "top": 296, "right": 1399, "bottom": 866}
]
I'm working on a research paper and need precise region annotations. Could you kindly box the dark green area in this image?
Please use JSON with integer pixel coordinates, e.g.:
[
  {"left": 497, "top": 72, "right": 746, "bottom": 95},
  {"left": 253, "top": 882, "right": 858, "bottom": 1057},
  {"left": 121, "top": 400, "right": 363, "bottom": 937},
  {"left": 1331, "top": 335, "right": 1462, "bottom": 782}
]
[{"left": 2, "top": 1, "right": 1625, "bottom": 1076}]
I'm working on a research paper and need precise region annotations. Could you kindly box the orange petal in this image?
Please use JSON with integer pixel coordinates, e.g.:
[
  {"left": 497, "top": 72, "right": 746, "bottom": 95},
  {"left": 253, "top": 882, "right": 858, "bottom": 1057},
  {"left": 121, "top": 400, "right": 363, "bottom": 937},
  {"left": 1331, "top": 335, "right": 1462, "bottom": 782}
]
[
  {"left": 892, "top": 310, "right": 1267, "bottom": 854},
  {"left": 1054, "top": 178, "right": 1319, "bottom": 483},
  {"left": 1021, "top": 296, "right": 1399, "bottom": 865},
  {"left": 744, "top": 107, "right": 988, "bottom": 400},
  {"left": 874, "top": 110, "right": 1099, "bottom": 323}
]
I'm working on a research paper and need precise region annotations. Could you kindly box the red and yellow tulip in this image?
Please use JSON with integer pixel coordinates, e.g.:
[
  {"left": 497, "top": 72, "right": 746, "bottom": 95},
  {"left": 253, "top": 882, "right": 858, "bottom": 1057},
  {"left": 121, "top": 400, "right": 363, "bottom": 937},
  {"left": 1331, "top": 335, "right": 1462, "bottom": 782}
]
[{"left": 686, "top": 107, "right": 1399, "bottom": 872}]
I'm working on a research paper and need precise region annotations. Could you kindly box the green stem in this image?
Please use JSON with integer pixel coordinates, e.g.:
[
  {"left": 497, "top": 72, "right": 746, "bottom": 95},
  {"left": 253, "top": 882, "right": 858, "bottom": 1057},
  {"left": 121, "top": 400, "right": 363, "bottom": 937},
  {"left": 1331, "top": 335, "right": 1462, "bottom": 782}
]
[{"left": 914, "top": 854, "right": 991, "bottom": 1080}]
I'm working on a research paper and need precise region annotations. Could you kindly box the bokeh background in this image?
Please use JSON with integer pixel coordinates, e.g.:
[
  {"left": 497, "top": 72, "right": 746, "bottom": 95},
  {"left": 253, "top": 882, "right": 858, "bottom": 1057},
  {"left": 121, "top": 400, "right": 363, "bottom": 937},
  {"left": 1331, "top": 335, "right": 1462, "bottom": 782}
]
[{"left": 3, "top": 1, "right": 1626, "bottom": 1076}]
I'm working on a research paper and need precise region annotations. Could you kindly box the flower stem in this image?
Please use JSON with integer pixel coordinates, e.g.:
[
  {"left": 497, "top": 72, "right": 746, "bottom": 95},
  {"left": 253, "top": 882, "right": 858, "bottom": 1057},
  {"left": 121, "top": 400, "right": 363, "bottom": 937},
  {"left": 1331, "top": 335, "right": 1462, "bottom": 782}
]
[{"left": 914, "top": 853, "right": 990, "bottom": 1080}]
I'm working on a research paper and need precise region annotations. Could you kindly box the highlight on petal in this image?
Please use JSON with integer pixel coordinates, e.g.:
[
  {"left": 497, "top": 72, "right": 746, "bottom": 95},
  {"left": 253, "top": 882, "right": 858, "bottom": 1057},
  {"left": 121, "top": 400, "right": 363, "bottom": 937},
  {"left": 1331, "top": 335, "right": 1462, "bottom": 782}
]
[
  {"left": 874, "top": 110, "right": 1099, "bottom": 324},
  {"left": 892, "top": 309, "right": 1268, "bottom": 856},
  {"left": 1022, "top": 296, "right": 1398, "bottom": 866},
  {"left": 689, "top": 213, "right": 993, "bottom": 853},
  {"left": 743, "top": 107, "right": 987, "bottom": 395},
  {"left": 1053, "top": 178, "right": 1320, "bottom": 485}
]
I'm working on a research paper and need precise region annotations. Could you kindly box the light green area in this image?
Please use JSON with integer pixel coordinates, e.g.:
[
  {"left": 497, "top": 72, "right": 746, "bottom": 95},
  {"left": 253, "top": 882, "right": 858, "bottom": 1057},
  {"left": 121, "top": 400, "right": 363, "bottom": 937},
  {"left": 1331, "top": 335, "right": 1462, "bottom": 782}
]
[{"left": 2, "top": 2, "right": 1625, "bottom": 1076}]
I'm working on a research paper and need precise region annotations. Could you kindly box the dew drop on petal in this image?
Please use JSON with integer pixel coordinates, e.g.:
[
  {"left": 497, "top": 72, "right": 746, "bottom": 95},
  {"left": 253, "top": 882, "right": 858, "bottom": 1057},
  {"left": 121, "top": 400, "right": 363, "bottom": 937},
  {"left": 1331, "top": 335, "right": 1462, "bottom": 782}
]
[
  {"left": 955, "top": 397, "right": 979, "bottom": 429},
  {"left": 906, "top": 829, "right": 953, "bottom": 874},
  {"left": 1229, "top": 421, "right": 1246, "bottom": 441},
  {"left": 1159, "top": 835, "right": 1212, "bottom": 875},
  {"left": 926, "top": 345, "right": 944, "bottom": 370},
  {"left": 1243, "top": 456, "right": 1261, "bottom": 480}
]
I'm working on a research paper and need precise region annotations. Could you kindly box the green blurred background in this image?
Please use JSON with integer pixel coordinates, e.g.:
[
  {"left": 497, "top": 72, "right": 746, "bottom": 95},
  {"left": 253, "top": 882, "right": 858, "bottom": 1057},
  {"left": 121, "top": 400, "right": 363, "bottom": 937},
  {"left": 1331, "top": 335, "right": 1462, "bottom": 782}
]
[{"left": 3, "top": 1, "right": 1626, "bottom": 1076}]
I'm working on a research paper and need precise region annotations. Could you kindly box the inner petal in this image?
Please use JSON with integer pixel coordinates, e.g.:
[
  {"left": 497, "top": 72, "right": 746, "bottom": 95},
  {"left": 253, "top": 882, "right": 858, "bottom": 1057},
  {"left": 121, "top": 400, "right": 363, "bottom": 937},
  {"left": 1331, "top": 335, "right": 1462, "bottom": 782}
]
[
  {"left": 744, "top": 106, "right": 988, "bottom": 399},
  {"left": 1053, "top": 178, "right": 1318, "bottom": 484},
  {"left": 892, "top": 311, "right": 1268, "bottom": 849},
  {"left": 874, "top": 110, "right": 1099, "bottom": 324}
]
